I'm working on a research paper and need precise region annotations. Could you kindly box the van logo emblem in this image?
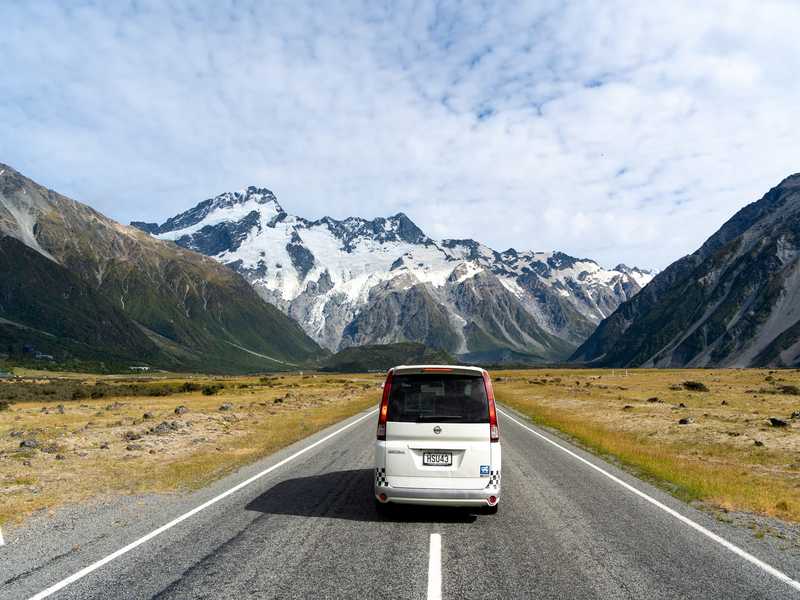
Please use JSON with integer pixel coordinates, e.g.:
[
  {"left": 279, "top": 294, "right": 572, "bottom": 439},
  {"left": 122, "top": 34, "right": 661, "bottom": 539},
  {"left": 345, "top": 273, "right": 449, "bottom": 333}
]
[{"left": 433, "top": 426, "right": 442, "bottom": 434}]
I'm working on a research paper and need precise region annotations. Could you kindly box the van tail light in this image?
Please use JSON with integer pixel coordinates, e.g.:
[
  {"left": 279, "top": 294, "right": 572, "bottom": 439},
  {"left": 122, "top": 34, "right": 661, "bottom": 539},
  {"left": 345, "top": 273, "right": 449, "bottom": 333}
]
[
  {"left": 377, "top": 370, "right": 393, "bottom": 440},
  {"left": 483, "top": 371, "right": 499, "bottom": 442}
]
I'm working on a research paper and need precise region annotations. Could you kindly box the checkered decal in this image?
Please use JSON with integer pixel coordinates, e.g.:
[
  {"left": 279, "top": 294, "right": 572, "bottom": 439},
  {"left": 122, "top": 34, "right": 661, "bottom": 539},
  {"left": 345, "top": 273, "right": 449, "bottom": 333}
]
[
  {"left": 485, "top": 470, "right": 501, "bottom": 489},
  {"left": 375, "top": 468, "right": 388, "bottom": 487}
]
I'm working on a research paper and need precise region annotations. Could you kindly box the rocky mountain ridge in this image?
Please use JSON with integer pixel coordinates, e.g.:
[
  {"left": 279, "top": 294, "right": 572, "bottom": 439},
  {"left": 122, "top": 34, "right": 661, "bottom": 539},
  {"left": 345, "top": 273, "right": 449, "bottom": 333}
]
[
  {"left": 0, "top": 164, "right": 322, "bottom": 372},
  {"left": 572, "top": 173, "right": 800, "bottom": 367}
]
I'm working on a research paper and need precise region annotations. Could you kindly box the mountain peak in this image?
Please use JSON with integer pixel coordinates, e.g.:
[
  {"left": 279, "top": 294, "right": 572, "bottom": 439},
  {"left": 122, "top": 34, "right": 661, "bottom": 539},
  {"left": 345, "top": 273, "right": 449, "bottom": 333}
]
[
  {"left": 387, "top": 211, "right": 427, "bottom": 244},
  {"left": 134, "top": 186, "right": 284, "bottom": 237},
  {"left": 213, "top": 186, "right": 283, "bottom": 212}
]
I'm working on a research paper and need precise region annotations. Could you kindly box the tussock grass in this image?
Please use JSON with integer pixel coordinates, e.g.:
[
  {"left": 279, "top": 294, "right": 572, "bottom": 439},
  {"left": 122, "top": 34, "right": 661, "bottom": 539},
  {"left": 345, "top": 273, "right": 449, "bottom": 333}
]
[
  {"left": 0, "top": 372, "right": 381, "bottom": 526},
  {"left": 494, "top": 368, "right": 800, "bottom": 523}
]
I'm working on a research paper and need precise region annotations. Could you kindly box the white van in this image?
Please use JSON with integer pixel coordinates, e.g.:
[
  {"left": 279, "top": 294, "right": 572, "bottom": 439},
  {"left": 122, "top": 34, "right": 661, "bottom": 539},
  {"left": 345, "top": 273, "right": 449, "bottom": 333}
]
[{"left": 374, "top": 365, "right": 501, "bottom": 513}]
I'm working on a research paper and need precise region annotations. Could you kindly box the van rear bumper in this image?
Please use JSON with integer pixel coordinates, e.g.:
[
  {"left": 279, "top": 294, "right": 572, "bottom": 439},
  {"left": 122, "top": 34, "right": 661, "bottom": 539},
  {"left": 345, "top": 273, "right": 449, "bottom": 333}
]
[{"left": 375, "top": 485, "right": 499, "bottom": 507}]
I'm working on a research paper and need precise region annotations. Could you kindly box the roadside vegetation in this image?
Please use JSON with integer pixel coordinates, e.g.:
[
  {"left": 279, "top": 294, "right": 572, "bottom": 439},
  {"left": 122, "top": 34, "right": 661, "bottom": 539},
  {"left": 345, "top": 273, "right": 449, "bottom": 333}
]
[
  {"left": 4, "top": 366, "right": 799, "bottom": 529},
  {"left": 493, "top": 368, "right": 800, "bottom": 523},
  {"left": 0, "top": 371, "right": 381, "bottom": 526}
]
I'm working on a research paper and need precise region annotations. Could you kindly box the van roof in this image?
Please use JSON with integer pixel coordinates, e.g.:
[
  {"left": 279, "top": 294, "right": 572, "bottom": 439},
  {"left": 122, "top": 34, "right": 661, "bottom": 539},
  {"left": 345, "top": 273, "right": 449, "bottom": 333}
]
[{"left": 391, "top": 364, "right": 486, "bottom": 376}]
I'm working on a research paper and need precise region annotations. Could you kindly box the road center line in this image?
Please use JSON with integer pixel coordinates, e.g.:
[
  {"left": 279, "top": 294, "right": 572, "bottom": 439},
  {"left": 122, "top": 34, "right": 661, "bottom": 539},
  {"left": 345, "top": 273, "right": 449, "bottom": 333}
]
[
  {"left": 27, "top": 409, "right": 379, "bottom": 600},
  {"left": 427, "top": 533, "right": 442, "bottom": 600},
  {"left": 498, "top": 408, "right": 800, "bottom": 592}
]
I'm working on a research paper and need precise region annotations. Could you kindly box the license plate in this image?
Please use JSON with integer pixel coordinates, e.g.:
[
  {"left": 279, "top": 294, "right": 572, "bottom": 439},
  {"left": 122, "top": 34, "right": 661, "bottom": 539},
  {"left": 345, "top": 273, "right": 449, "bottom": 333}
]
[{"left": 423, "top": 451, "right": 452, "bottom": 466}]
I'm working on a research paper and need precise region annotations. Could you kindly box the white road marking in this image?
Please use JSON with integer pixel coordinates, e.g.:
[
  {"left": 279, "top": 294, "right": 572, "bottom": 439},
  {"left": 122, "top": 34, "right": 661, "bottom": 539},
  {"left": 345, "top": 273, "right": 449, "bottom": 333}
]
[
  {"left": 427, "top": 533, "right": 442, "bottom": 600},
  {"left": 0, "top": 526, "right": 5, "bottom": 546},
  {"left": 27, "top": 409, "right": 378, "bottom": 600},
  {"left": 498, "top": 408, "right": 800, "bottom": 593}
]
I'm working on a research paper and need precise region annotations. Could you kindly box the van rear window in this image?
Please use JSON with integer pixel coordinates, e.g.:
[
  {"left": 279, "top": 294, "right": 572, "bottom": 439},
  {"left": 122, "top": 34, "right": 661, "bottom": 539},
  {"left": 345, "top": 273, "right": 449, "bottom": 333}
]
[{"left": 387, "top": 374, "right": 489, "bottom": 423}]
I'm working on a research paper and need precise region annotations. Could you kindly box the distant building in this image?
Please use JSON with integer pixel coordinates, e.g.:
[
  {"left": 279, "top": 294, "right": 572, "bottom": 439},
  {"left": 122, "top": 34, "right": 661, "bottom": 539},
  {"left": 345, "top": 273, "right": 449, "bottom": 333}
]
[
  {"left": 0, "top": 370, "right": 12, "bottom": 379},
  {"left": 129, "top": 366, "right": 150, "bottom": 372},
  {"left": 34, "top": 352, "right": 55, "bottom": 361}
]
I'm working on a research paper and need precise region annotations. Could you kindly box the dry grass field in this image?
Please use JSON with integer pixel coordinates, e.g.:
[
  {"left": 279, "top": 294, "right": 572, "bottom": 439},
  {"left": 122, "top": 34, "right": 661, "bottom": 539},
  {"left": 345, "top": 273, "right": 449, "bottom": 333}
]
[
  {"left": 0, "top": 372, "right": 382, "bottom": 526},
  {"left": 493, "top": 368, "right": 800, "bottom": 524},
  {"left": 3, "top": 367, "right": 799, "bottom": 530}
]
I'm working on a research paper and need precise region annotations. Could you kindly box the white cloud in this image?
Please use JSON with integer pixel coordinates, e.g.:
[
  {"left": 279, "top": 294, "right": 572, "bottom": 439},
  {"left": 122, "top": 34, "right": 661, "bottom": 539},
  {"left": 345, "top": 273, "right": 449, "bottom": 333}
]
[{"left": 0, "top": 0, "right": 798, "bottom": 269}]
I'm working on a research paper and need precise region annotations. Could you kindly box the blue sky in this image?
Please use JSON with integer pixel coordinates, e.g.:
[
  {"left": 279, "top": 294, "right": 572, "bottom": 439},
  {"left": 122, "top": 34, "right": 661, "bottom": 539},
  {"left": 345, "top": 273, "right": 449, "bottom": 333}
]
[{"left": 1, "top": 1, "right": 798, "bottom": 269}]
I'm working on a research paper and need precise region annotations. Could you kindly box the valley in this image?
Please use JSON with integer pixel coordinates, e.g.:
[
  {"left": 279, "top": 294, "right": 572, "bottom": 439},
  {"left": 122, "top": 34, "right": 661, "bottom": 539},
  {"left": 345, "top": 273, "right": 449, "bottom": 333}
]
[
  {"left": 9, "top": 162, "right": 800, "bottom": 372},
  {"left": 4, "top": 5, "right": 800, "bottom": 596},
  {"left": 3, "top": 162, "right": 800, "bottom": 534}
]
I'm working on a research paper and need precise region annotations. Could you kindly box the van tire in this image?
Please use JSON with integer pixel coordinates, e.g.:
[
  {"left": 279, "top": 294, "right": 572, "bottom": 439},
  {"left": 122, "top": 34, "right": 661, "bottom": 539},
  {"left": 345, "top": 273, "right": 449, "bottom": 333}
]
[{"left": 483, "top": 504, "right": 499, "bottom": 515}]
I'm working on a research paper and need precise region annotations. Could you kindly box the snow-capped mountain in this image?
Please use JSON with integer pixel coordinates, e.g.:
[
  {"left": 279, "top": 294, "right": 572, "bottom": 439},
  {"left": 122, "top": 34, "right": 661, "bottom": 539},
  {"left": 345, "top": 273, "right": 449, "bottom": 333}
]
[{"left": 134, "top": 188, "right": 655, "bottom": 362}]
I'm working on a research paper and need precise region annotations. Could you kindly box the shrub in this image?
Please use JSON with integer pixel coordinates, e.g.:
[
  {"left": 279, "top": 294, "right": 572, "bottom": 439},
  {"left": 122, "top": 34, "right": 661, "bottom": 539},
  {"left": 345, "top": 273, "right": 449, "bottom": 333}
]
[
  {"left": 144, "top": 385, "right": 172, "bottom": 397},
  {"left": 779, "top": 385, "right": 800, "bottom": 395},
  {"left": 179, "top": 382, "right": 202, "bottom": 393},
  {"left": 682, "top": 381, "right": 709, "bottom": 392},
  {"left": 202, "top": 384, "right": 224, "bottom": 396},
  {"left": 0, "top": 399, "right": 10, "bottom": 411}
]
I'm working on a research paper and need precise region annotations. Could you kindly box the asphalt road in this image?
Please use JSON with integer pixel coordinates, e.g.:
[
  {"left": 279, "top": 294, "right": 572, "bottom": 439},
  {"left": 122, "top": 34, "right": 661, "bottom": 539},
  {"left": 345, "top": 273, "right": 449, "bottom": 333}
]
[{"left": 4, "top": 406, "right": 800, "bottom": 599}]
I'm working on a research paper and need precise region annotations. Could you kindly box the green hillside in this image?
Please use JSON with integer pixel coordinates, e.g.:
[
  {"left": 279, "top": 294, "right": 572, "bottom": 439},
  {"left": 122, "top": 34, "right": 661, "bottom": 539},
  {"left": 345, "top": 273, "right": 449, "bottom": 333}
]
[
  {"left": 0, "top": 164, "right": 323, "bottom": 373},
  {"left": 320, "top": 342, "right": 455, "bottom": 372}
]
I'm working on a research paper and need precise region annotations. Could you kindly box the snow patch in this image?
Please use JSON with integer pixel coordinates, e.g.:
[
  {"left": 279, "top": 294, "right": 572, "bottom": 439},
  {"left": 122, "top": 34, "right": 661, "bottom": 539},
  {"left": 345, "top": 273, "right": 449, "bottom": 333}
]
[
  {"left": 498, "top": 276, "right": 525, "bottom": 299},
  {"left": 159, "top": 196, "right": 280, "bottom": 241}
]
